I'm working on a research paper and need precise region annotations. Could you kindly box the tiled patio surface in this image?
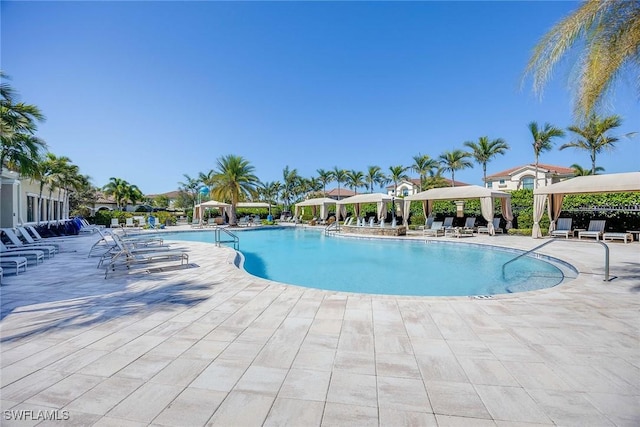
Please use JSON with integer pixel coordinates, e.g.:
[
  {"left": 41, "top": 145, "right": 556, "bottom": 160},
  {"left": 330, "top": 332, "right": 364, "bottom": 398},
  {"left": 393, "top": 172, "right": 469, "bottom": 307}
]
[{"left": 1, "top": 226, "right": 638, "bottom": 426}]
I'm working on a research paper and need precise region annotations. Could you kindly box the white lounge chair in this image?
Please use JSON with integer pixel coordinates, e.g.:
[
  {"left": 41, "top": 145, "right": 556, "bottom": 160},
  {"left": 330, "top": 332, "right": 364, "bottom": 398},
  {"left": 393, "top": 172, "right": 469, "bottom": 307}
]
[
  {"left": 603, "top": 232, "right": 633, "bottom": 244},
  {"left": 424, "top": 221, "right": 445, "bottom": 237},
  {"left": 0, "top": 256, "right": 28, "bottom": 275},
  {"left": 1, "top": 228, "right": 58, "bottom": 257},
  {"left": 102, "top": 236, "right": 188, "bottom": 278},
  {"left": 369, "top": 217, "right": 375, "bottom": 227},
  {"left": 17, "top": 227, "right": 61, "bottom": 251},
  {"left": 0, "top": 242, "right": 45, "bottom": 264},
  {"left": 110, "top": 218, "right": 121, "bottom": 228},
  {"left": 550, "top": 218, "right": 573, "bottom": 239},
  {"left": 578, "top": 220, "right": 606, "bottom": 241}
]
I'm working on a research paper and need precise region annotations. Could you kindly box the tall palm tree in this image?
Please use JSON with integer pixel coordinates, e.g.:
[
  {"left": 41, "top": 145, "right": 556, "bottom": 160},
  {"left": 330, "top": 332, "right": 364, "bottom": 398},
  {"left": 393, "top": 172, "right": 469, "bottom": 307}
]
[
  {"left": 439, "top": 150, "right": 473, "bottom": 187},
  {"left": 387, "top": 165, "right": 409, "bottom": 196},
  {"left": 571, "top": 164, "right": 605, "bottom": 176},
  {"left": 528, "top": 122, "right": 566, "bottom": 189},
  {"left": 258, "top": 181, "right": 280, "bottom": 216},
  {"left": 345, "top": 170, "right": 365, "bottom": 195},
  {"left": 210, "top": 154, "right": 259, "bottom": 226},
  {"left": 103, "top": 177, "right": 139, "bottom": 210},
  {"left": 463, "top": 136, "right": 510, "bottom": 185},
  {"left": 316, "top": 168, "right": 333, "bottom": 196},
  {"left": 281, "top": 166, "right": 300, "bottom": 210},
  {"left": 330, "top": 167, "right": 347, "bottom": 200},
  {"left": 178, "top": 173, "right": 202, "bottom": 207},
  {"left": 524, "top": 0, "right": 640, "bottom": 118},
  {"left": 365, "top": 165, "right": 386, "bottom": 193},
  {"left": 0, "top": 73, "right": 47, "bottom": 176},
  {"left": 562, "top": 114, "right": 631, "bottom": 175},
  {"left": 198, "top": 170, "right": 216, "bottom": 199},
  {"left": 411, "top": 154, "right": 440, "bottom": 192}
]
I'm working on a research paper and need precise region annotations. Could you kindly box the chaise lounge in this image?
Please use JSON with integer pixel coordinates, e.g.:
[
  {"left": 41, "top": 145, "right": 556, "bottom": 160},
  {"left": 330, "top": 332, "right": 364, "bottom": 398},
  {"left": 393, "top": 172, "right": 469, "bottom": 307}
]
[
  {"left": 550, "top": 218, "right": 573, "bottom": 239},
  {"left": 578, "top": 220, "right": 606, "bottom": 241}
]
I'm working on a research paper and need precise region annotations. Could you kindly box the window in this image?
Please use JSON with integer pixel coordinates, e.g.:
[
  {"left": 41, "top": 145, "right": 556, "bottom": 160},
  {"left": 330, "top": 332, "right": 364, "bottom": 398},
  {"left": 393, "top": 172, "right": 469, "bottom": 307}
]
[
  {"left": 521, "top": 176, "right": 534, "bottom": 190},
  {"left": 486, "top": 181, "right": 493, "bottom": 188},
  {"left": 27, "top": 196, "right": 34, "bottom": 222},
  {"left": 403, "top": 189, "right": 409, "bottom": 196},
  {"left": 499, "top": 179, "right": 505, "bottom": 184}
]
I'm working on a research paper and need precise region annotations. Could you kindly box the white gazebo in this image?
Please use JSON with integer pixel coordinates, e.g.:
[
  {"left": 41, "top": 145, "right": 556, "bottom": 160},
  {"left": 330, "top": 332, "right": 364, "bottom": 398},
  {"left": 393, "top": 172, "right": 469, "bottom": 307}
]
[
  {"left": 532, "top": 172, "right": 640, "bottom": 238},
  {"left": 404, "top": 185, "right": 513, "bottom": 235},
  {"left": 193, "top": 200, "right": 230, "bottom": 222},
  {"left": 294, "top": 197, "right": 337, "bottom": 220},
  {"left": 335, "top": 193, "right": 403, "bottom": 222}
]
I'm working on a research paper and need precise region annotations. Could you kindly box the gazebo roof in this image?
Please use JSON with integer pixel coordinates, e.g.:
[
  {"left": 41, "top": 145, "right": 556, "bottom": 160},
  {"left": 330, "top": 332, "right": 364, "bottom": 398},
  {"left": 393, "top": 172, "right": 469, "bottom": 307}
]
[
  {"left": 533, "top": 172, "right": 640, "bottom": 195},
  {"left": 295, "top": 197, "right": 337, "bottom": 207},
  {"left": 336, "top": 193, "right": 395, "bottom": 205},
  {"left": 405, "top": 185, "right": 511, "bottom": 201}
]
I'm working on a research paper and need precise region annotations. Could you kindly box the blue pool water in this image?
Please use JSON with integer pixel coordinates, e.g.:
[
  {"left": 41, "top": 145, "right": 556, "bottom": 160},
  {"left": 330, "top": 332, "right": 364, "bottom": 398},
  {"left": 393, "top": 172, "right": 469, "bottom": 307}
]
[{"left": 160, "top": 228, "right": 567, "bottom": 296}]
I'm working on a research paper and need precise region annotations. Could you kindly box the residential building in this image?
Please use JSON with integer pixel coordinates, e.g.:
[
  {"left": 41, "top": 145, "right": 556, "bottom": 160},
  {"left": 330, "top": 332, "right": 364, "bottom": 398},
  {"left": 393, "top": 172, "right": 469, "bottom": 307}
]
[
  {"left": 325, "top": 188, "right": 356, "bottom": 200},
  {"left": 0, "top": 168, "right": 68, "bottom": 228},
  {"left": 484, "top": 163, "right": 575, "bottom": 191},
  {"left": 386, "top": 178, "right": 469, "bottom": 197}
]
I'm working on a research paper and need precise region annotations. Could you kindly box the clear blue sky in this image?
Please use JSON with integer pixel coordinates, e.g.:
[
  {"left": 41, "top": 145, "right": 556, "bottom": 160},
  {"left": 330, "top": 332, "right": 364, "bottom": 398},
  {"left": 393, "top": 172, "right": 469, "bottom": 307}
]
[{"left": 2, "top": 1, "right": 638, "bottom": 194}]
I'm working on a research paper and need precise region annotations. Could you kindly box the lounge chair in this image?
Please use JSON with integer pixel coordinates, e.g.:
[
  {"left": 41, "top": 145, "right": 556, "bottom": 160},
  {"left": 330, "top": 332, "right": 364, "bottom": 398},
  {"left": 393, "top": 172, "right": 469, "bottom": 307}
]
[
  {"left": 1, "top": 228, "right": 58, "bottom": 257},
  {"left": 124, "top": 217, "right": 138, "bottom": 228},
  {"left": 191, "top": 220, "right": 204, "bottom": 228},
  {"left": 78, "top": 218, "right": 101, "bottom": 234},
  {"left": 102, "top": 236, "right": 188, "bottom": 278},
  {"left": 424, "top": 221, "right": 445, "bottom": 237},
  {"left": 603, "top": 232, "right": 633, "bottom": 244},
  {"left": 0, "top": 256, "right": 28, "bottom": 275},
  {"left": 17, "top": 227, "right": 61, "bottom": 251},
  {"left": 442, "top": 217, "right": 454, "bottom": 229},
  {"left": 463, "top": 217, "right": 476, "bottom": 232},
  {"left": 25, "top": 225, "right": 68, "bottom": 243},
  {"left": 477, "top": 218, "right": 503, "bottom": 235},
  {"left": 110, "top": 218, "right": 121, "bottom": 228},
  {"left": 578, "top": 220, "right": 606, "bottom": 241},
  {"left": 0, "top": 242, "right": 46, "bottom": 264},
  {"left": 369, "top": 217, "right": 375, "bottom": 227},
  {"left": 420, "top": 216, "right": 435, "bottom": 234},
  {"left": 550, "top": 218, "right": 573, "bottom": 239}
]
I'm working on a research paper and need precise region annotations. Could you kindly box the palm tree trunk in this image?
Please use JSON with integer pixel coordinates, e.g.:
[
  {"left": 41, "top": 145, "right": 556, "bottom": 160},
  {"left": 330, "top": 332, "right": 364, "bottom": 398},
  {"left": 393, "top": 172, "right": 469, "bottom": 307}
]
[
  {"left": 535, "top": 155, "right": 539, "bottom": 189},
  {"left": 591, "top": 151, "right": 597, "bottom": 175},
  {"left": 451, "top": 172, "right": 455, "bottom": 187},
  {"left": 483, "top": 163, "right": 487, "bottom": 187}
]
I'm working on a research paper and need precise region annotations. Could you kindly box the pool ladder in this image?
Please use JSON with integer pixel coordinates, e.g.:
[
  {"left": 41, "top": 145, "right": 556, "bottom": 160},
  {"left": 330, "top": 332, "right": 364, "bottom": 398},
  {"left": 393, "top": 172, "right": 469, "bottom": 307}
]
[
  {"left": 325, "top": 222, "right": 339, "bottom": 235},
  {"left": 214, "top": 226, "right": 239, "bottom": 250},
  {"left": 501, "top": 238, "right": 612, "bottom": 281}
]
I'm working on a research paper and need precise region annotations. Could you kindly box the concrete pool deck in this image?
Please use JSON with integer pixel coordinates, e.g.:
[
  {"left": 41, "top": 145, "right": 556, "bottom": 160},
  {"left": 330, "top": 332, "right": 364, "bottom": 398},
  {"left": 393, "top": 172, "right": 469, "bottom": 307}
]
[{"left": 1, "top": 226, "right": 638, "bottom": 426}]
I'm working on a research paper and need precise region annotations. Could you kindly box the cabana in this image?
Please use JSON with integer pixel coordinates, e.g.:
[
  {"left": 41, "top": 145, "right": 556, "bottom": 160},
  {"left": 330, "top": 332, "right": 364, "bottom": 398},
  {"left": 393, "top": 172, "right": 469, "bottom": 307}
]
[
  {"left": 192, "top": 200, "right": 230, "bottom": 223},
  {"left": 404, "top": 185, "right": 513, "bottom": 235},
  {"left": 236, "top": 202, "right": 272, "bottom": 209},
  {"left": 532, "top": 172, "right": 640, "bottom": 238},
  {"left": 294, "top": 197, "right": 337, "bottom": 221},
  {"left": 336, "top": 193, "right": 403, "bottom": 222}
]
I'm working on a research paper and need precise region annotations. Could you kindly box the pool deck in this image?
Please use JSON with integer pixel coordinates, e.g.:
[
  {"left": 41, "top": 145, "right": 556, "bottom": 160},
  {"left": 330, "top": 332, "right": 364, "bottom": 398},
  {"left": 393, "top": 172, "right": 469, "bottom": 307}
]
[{"left": 1, "top": 225, "right": 638, "bottom": 426}]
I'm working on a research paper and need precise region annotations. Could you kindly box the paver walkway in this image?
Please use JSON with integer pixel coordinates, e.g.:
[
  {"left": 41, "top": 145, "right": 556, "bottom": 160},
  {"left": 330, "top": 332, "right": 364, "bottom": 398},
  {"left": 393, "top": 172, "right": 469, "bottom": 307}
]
[{"left": 1, "top": 227, "right": 638, "bottom": 426}]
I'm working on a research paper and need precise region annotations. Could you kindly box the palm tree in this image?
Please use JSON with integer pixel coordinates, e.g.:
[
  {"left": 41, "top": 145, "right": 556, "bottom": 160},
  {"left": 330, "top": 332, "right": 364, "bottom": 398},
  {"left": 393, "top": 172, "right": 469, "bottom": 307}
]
[
  {"left": 387, "top": 165, "right": 409, "bottom": 197},
  {"left": 345, "top": 170, "right": 365, "bottom": 195},
  {"left": 524, "top": 0, "right": 640, "bottom": 118},
  {"left": 198, "top": 170, "right": 216, "bottom": 198},
  {"left": 103, "top": 177, "right": 139, "bottom": 210},
  {"left": 258, "top": 181, "right": 280, "bottom": 216},
  {"left": 562, "top": 114, "right": 631, "bottom": 175},
  {"left": 365, "top": 165, "right": 386, "bottom": 193},
  {"left": 439, "top": 150, "right": 473, "bottom": 187},
  {"left": 210, "top": 154, "right": 259, "bottom": 226},
  {"left": 528, "top": 122, "right": 566, "bottom": 189},
  {"left": 0, "top": 73, "right": 47, "bottom": 176},
  {"left": 178, "top": 173, "right": 202, "bottom": 208},
  {"left": 281, "top": 166, "right": 300, "bottom": 210},
  {"left": 571, "top": 164, "right": 605, "bottom": 176},
  {"left": 411, "top": 154, "right": 440, "bottom": 191},
  {"left": 316, "top": 168, "right": 333, "bottom": 196},
  {"left": 463, "top": 136, "right": 510, "bottom": 185},
  {"left": 330, "top": 167, "right": 347, "bottom": 200}
]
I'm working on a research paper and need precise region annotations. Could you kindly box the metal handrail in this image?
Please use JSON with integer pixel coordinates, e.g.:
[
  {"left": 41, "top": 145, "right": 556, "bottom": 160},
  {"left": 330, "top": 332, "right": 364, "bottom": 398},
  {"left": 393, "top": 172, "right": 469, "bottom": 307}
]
[
  {"left": 325, "top": 222, "right": 339, "bottom": 235},
  {"left": 501, "top": 238, "right": 612, "bottom": 281},
  {"left": 214, "top": 226, "right": 239, "bottom": 250}
]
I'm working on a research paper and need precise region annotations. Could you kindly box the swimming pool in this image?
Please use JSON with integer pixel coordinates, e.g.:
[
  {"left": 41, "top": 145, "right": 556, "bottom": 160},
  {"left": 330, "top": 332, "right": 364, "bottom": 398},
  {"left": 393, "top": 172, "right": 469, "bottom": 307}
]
[{"left": 159, "top": 227, "right": 572, "bottom": 296}]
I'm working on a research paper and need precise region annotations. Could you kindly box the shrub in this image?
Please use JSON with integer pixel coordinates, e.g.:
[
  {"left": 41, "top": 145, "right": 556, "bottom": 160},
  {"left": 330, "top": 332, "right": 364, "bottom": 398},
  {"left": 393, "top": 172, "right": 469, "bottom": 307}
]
[{"left": 507, "top": 228, "right": 534, "bottom": 236}]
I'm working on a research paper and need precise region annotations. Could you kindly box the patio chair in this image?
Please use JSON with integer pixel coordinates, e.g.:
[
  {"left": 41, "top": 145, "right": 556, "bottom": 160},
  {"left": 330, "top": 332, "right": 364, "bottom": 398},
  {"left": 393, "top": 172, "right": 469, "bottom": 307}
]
[
  {"left": 550, "top": 218, "right": 573, "bottom": 239},
  {"left": 102, "top": 236, "right": 188, "bottom": 278},
  {"left": 424, "top": 221, "right": 445, "bottom": 237},
  {"left": 369, "top": 217, "right": 375, "bottom": 227},
  {"left": 578, "top": 220, "right": 606, "bottom": 241},
  {"left": 110, "top": 218, "right": 121, "bottom": 228},
  {"left": 0, "top": 241, "right": 46, "bottom": 264},
  {"left": 477, "top": 218, "right": 503, "bottom": 235},
  {"left": 442, "top": 217, "right": 454, "bottom": 229},
  {"left": 1, "top": 228, "right": 58, "bottom": 257},
  {"left": 463, "top": 217, "right": 476, "bottom": 232},
  {"left": 17, "top": 227, "right": 61, "bottom": 251},
  {"left": 124, "top": 217, "right": 137, "bottom": 228},
  {"left": 0, "top": 256, "right": 28, "bottom": 275},
  {"left": 420, "top": 216, "right": 435, "bottom": 234}
]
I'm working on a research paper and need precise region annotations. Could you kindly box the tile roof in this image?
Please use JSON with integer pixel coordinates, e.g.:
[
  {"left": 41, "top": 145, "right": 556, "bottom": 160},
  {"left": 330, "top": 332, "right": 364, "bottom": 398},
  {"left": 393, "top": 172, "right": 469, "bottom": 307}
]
[{"left": 486, "top": 163, "right": 575, "bottom": 179}]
